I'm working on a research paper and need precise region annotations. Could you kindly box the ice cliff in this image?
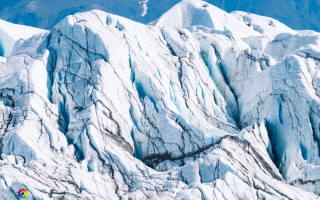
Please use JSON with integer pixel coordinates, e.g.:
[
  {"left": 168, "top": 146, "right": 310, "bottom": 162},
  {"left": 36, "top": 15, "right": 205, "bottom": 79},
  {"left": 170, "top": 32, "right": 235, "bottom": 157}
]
[{"left": 1, "top": 0, "right": 320, "bottom": 199}]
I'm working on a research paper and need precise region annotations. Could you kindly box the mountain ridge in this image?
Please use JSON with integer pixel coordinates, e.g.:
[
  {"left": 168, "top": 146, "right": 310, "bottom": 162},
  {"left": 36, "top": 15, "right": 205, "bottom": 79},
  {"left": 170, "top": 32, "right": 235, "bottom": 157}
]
[{"left": 1, "top": 0, "right": 320, "bottom": 31}]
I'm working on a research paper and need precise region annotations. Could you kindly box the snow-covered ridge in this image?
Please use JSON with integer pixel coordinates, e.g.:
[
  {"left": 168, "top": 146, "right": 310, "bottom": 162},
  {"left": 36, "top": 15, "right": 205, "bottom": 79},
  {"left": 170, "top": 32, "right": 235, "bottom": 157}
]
[
  {"left": 1, "top": 0, "right": 320, "bottom": 199},
  {"left": 230, "top": 11, "right": 296, "bottom": 38},
  {"left": 153, "top": 0, "right": 261, "bottom": 38},
  {"left": 0, "top": 19, "right": 45, "bottom": 57}
]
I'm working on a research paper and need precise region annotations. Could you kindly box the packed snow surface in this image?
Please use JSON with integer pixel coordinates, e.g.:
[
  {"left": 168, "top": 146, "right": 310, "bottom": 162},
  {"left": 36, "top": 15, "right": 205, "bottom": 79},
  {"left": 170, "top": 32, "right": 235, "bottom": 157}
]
[
  {"left": 230, "top": 11, "right": 296, "bottom": 38},
  {"left": 1, "top": 0, "right": 320, "bottom": 199},
  {"left": 0, "top": 19, "right": 45, "bottom": 57},
  {"left": 154, "top": 0, "right": 260, "bottom": 38},
  {"left": 0, "top": 56, "right": 5, "bottom": 63}
]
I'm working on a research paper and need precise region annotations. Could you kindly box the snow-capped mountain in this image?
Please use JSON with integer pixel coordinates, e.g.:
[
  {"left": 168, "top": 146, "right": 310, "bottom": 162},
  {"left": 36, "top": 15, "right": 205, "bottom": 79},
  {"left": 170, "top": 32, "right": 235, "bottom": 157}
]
[
  {"left": 1, "top": 0, "right": 320, "bottom": 199},
  {"left": 1, "top": 0, "right": 320, "bottom": 31},
  {"left": 207, "top": 0, "right": 320, "bottom": 31}
]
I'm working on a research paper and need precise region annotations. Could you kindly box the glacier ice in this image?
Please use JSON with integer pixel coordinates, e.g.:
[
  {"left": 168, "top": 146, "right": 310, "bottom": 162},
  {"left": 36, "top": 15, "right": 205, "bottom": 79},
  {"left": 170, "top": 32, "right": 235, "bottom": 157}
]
[
  {"left": 2, "top": 0, "right": 320, "bottom": 32},
  {"left": 230, "top": 11, "right": 296, "bottom": 39},
  {"left": 1, "top": 0, "right": 320, "bottom": 199},
  {"left": 153, "top": 0, "right": 260, "bottom": 38},
  {"left": 0, "top": 19, "right": 45, "bottom": 57}
]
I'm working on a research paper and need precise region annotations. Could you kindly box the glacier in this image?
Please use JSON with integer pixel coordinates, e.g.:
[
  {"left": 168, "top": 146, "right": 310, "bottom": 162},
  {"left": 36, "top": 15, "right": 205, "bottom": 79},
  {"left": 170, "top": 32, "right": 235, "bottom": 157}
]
[
  {"left": 1, "top": 0, "right": 320, "bottom": 32},
  {"left": 0, "top": 19, "right": 45, "bottom": 57},
  {"left": 1, "top": 0, "right": 320, "bottom": 199}
]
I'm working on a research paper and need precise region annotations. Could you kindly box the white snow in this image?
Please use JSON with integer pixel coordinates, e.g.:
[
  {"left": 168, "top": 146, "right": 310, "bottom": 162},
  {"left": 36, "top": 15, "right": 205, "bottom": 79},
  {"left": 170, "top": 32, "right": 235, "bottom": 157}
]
[
  {"left": 231, "top": 11, "right": 296, "bottom": 38},
  {"left": 0, "top": 19, "right": 45, "bottom": 57},
  {"left": 154, "top": 0, "right": 261, "bottom": 38},
  {"left": 0, "top": 56, "right": 5, "bottom": 63}
]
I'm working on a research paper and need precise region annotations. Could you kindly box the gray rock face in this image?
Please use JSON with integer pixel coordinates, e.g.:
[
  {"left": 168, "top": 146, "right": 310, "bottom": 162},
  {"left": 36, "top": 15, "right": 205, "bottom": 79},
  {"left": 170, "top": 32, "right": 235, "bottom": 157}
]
[{"left": 1, "top": 1, "right": 320, "bottom": 199}]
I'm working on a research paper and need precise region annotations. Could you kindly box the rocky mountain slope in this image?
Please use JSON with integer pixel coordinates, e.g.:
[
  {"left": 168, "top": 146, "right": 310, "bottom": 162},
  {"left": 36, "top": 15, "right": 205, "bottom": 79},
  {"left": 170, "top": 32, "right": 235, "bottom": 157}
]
[
  {"left": 1, "top": 0, "right": 320, "bottom": 199},
  {"left": 1, "top": 0, "right": 320, "bottom": 31}
]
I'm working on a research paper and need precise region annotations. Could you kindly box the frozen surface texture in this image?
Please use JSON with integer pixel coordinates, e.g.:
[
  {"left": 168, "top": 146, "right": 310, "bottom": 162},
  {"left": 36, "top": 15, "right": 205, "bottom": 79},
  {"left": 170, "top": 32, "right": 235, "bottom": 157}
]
[
  {"left": 230, "top": 11, "right": 296, "bottom": 39},
  {"left": 1, "top": 1, "right": 320, "bottom": 199},
  {"left": 0, "top": 19, "right": 45, "bottom": 57},
  {"left": 153, "top": 0, "right": 260, "bottom": 38},
  {"left": 1, "top": 0, "right": 320, "bottom": 32}
]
